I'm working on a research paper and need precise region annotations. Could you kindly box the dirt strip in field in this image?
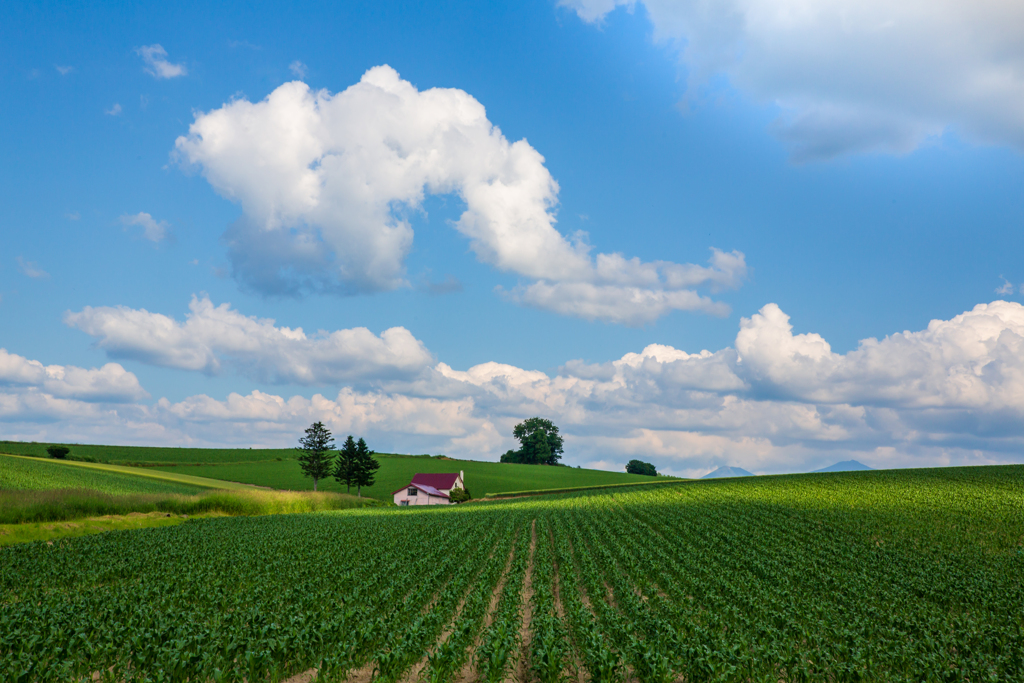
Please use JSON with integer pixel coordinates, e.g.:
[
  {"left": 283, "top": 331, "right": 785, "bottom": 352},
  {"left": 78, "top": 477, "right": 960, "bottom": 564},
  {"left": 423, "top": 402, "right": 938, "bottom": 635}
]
[
  {"left": 454, "top": 529, "right": 520, "bottom": 683},
  {"left": 550, "top": 526, "right": 586, "bottom": 683},
  {"left": 398, "top": 535, "right": 505, "bottom": 683},
  {"left": 509, "top": 519, "right": 538, "bottom": 683}
]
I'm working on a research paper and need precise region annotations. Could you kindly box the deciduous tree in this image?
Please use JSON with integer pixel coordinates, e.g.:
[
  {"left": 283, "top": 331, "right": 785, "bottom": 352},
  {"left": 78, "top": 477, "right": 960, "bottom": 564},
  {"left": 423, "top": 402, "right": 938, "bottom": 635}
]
[
  {"left": 501, "top": 418, "right": 564, "bottom": 465},
  {"left": 625, "top": 459, "right": 658, "bottom": 476}
]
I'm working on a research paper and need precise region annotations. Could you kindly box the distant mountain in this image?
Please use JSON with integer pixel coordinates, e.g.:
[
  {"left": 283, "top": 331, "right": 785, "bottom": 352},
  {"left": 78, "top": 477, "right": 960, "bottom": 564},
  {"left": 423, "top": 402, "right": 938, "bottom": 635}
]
[
  {"left": 702, "top": 466, "right": 754, "bottom": 479},
  {"left": 813, "top": 460, "right": 872, "bottom": 473}
]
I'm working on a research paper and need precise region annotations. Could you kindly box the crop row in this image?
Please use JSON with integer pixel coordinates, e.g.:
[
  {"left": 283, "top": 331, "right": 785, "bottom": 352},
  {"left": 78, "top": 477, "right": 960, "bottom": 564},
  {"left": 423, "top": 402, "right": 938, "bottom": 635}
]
[{"left": 2, "top": 469, "right": 1022, "bottom": 682}]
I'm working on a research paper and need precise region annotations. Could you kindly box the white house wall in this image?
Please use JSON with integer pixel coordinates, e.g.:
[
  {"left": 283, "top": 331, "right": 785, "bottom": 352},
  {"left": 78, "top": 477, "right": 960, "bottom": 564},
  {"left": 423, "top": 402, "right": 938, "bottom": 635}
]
[{"left": 393, "top": 489, "right": 450, "bottom": 506}]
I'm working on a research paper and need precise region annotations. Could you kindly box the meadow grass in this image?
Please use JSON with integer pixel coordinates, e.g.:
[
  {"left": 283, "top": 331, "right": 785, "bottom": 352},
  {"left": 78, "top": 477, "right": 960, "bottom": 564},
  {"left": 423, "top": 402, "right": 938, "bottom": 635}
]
[
  {"left": 148, "top": 456, "right": 665, "bottom": 501},
  {"left": 0, "top": 439, "right": 431, "bottom": 465},
  {"left": 0, "top": 511, "right": 193, "bottom": 547}
]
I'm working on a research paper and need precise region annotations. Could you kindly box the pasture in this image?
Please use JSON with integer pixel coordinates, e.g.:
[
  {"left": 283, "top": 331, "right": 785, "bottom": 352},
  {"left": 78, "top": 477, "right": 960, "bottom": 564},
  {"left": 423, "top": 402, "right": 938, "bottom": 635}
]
[
  {"left": 147, "top": 455, "right": 665, "bottom": 501},
  {"left": 2, "top": 465, "right": 1021, "bottom": 682},
  {"left": 0, "top": 453, "right": 211, "bottom": 496},
  {"left": 0, "top": 442, "right": 667, "bottom": 501},
  {"left": 0, "top": 441, "right": 297, "bottom": 465}
]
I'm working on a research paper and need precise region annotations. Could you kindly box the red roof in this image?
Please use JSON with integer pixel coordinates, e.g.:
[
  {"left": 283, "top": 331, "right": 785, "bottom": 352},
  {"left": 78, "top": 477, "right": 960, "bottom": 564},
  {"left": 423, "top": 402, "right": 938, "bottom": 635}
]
[
  {"left": 411, "top": 472, "right": 461, "bottom": 490},
  {"left": 391, "top": 482, "right": 451, "bottom": 499}
]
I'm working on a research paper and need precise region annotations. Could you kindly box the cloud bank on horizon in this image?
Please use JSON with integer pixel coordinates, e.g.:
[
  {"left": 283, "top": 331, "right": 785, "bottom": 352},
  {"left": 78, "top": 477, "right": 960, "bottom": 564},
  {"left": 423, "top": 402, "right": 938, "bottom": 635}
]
[
  {"left": 4, "top": 299, "right": 1021, "bottom": 477},
  {"left": 562, "top": 0, "right": 1024, "bottom": 160},
  {"left": 174, "top": 65, "right": 745, "bottom": 325}
]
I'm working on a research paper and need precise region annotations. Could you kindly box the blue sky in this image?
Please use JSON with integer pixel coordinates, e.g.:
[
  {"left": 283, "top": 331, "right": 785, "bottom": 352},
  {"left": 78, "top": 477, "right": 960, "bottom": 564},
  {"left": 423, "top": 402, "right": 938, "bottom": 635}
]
[{"left": 2, "top": 0, "right": 1023, "bottom": 476}]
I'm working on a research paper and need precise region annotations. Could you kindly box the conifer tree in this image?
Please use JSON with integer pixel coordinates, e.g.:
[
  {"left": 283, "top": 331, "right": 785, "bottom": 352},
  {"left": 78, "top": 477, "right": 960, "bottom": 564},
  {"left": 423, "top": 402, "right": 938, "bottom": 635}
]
[
  {"left": 296, "top": 422, "right": 335, "bottom": 492},
  {"left": 334, "top": 435, "right": 359, "bottom": 494},
  {"left": 353, "top": 437, "right": 380, "bottom": 497}
]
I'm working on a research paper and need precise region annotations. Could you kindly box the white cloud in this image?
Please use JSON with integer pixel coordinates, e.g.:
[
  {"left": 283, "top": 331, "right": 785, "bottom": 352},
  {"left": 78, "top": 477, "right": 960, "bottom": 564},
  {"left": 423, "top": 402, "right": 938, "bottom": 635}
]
[
  {"left": 174, "top": 66, "right": 744, "bottom": 324},
  {"left": 289, "top": 60, "right": 307, "bottom": 78},
  {"left": 106, "top": 103, "right": 122, "bottom": 116},
  {"left": 55, "top": 65, "right": 73, "bottom": 76},
  {"left": 64, "top": 295, "right": 435, "bottom": 384},
  {"left": 562, "top": 0, "right": 1024, "bottom": 159},
  {"left": 136, "top": 44, "right": 186, "bottom": 79},
  {"left": 997, "top": 277, "right": 1014, "bottom": 295},
  {"left": 120, "top": 212, "right": 169, "bottom": 242},
  {"left": 0, "top": 348, "right": 147, "bottom": 402},
  {"left": 17, "top": 257, "right": 48, "bottom": 279},
  {"left": 10, "top": 299, "right": 1024, "bottom": 474},
  {"left": 66, "top": 211, "right": 80, "bottom": 221}
]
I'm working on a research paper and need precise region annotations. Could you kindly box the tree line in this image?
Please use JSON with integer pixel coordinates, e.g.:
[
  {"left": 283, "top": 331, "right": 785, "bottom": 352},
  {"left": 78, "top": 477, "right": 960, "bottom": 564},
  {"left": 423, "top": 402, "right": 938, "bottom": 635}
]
[{"left": 296, "top": 422, "right": 380, "bottom": 496}]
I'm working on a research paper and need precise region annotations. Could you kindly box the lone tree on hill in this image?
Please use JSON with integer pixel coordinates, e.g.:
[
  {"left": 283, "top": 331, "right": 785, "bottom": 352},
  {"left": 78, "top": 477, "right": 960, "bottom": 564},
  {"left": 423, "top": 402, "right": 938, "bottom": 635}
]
[
  {"left": 334, "top": 435, "right": 359, "bottom": 494},
  {"left": 500, "top": 417, "right": 564, "bottom": 465},
  {"left": 297, "top": 422, "right": 335, "bottom": 491},
  {"left": 625, "top": 459, "right": 658, "bottom": 476},
  {"left": 353, "top": 437, "right": 380, "bottom": 497},
  {"left": 46, "top": 445, "right": 70, "bottom": 460}
]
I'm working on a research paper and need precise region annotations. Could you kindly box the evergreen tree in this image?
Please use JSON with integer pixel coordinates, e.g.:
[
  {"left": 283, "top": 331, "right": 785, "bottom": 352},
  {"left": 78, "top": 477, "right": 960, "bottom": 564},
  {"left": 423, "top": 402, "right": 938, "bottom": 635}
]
[
  {"left": 353, "top": 437, "right": 380, "bottom": 497},
  {"left": 296, "top": 422, "right": 335, "bottom": 491},
  {"left": 334, "top": 435, "right": 359, "bottom": 494}
]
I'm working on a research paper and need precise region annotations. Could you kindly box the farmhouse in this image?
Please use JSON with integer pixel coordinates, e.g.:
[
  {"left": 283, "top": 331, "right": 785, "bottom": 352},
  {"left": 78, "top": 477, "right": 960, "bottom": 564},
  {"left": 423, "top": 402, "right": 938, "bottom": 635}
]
[{"left": 393, "top": 471, "right": 465, "bottom": 506}]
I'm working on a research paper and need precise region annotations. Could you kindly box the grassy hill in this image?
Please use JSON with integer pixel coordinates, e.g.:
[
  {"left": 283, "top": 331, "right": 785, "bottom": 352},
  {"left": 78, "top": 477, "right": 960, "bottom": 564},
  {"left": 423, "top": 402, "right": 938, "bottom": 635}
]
[
  {"left": 0, "top": 440, "right": 669, "bottom": 502},
  {"left": 147, "top": 455, "right": 668, "bottom": 501},
  {"left": 0, "top": 453, "right": 240, "bottom": 495},
  {"left": 0, "top": 440, "right": 297, "bottom": 465}
]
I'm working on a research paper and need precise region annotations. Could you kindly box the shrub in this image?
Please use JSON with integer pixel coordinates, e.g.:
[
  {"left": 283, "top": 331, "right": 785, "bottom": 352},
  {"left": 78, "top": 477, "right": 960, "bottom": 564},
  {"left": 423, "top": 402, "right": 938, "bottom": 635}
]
[{"left": 449, "top": 487, "right": 471, "bottom": 503}]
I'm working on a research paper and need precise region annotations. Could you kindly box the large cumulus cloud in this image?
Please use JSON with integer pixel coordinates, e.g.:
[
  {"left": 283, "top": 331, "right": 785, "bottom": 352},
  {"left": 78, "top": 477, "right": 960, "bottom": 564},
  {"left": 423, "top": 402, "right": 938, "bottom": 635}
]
[
  {"left": 65, "top": 295, "right": 434, "bottom": 384},
  {"left": 174, "top": 66, "right": 744, "bottom": 324},
  {"left": 563, "top": 0, "right": 1024, "bottom": 159},
  {"left": 8, "top": 300, "right": 1024, "bottom": 476}
]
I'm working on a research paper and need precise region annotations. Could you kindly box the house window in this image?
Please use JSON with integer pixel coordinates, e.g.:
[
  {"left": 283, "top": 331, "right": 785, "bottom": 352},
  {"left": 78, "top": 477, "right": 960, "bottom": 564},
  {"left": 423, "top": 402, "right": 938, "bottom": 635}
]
[
  {"left": 399, "top": 500, "right": 409, "bottom": 506},
  {"left": 408, "top": 487, "right": 418, "bottom": 496}
]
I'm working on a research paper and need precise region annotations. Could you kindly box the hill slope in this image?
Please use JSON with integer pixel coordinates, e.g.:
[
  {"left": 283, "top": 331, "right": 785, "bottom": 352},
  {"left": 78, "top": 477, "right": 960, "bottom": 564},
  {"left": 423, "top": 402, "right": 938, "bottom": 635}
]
[
  {"left": 702, "top": 466, "right": 754, "bottom": 479},
  {"left": 814, "top": 460, "right": 873, "bottom": 473},
  {"left": 0, "top": 453, "right": 254, "bottom": 495},
  {"left": 148, "top": 456, "right": 663, "bottom": 501},
  {"left": 0, "top": 441, "right": 297, "bottom": 465}
]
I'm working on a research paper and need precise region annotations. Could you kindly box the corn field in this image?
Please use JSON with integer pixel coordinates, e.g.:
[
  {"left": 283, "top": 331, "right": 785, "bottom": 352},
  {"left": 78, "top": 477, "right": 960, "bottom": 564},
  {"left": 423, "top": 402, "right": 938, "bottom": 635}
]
[{"left": 2, "top": 466, "right": 1022, "bottom": 682}]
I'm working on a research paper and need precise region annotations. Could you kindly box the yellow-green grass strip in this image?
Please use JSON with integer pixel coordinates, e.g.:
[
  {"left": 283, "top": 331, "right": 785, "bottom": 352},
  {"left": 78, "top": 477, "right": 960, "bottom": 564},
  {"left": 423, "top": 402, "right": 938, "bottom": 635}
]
[{"left": 0, "top": 512, "right": 201, "bottom": 547}]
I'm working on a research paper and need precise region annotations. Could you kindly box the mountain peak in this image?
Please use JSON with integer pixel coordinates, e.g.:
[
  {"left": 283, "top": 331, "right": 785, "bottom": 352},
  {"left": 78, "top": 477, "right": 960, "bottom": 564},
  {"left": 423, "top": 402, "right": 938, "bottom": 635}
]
[
  {"left": 702, "top": 466, "right": 754, "bottom": 479},
  {"left": 813, "top": 460, "right": 873, "bottom": 473}
]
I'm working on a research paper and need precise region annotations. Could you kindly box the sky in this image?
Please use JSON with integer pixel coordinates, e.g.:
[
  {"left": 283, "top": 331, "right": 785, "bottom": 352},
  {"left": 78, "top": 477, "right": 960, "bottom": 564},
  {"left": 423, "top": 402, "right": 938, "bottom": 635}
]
[{"left": 1, "top": 0, "right": 1023, "bottom": 477}]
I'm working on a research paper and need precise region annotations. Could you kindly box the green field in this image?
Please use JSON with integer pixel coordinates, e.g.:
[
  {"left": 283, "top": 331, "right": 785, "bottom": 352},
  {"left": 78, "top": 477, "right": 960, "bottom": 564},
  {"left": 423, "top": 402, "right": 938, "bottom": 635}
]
[
  {"left": 148, "top": 455, "right": 666, "bottom": 500},
  {"left": 0, "top": 440, "right": 299, "bottom": 465},
  {"left": 2, "top": 465, "right": 1021, "bottom": 681},
  {"left": 0, "top": 440, "right": 668, "bottom": 501},
  {"left": 0, "top": 453, "right": 211, "bottom": 495},
  {"left": 0, "top": 453, "right": 264, "bottom": 493}
]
